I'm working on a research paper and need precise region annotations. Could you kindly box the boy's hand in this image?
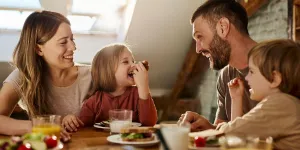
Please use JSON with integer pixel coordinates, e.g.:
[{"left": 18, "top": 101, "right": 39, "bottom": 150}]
[
  {"left": 133, "top": 61, "right": 150, "bottom": 99},
  {"left": 62, "top": 115, "right": 84, "bottom": 132},
  {"left": 228, "top": 77, "right": 244, "bottom": 101},
  {"left": 228, "top": 77, "right": 244, "bottom": 120}
]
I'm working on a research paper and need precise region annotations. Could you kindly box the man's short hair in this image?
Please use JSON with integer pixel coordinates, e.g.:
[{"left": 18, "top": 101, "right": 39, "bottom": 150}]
[{"left": 191, "top": 0, "right": 249, "bottom": 35}]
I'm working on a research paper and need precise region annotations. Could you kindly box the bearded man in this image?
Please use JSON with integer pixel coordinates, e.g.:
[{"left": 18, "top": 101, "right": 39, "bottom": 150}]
[{"left": 178, "top": 0, "right": 258, "bottom": 131}]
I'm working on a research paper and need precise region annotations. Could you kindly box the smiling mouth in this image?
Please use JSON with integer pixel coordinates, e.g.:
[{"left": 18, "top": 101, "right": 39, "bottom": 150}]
[
  {"left": 63, "top": 55, "right": 73, "bottom": 59},
  {"left": 202, "top": 53, "right": 211, "bottom": 60},
  {"left": 128, "top": 72, "right": 134, "bottom": 78}
]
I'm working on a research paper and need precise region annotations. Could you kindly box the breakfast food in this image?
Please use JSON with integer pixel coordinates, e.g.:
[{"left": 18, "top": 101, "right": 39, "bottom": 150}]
[
  {"left": 141, "top": 60, "right": 149, "bottom": 71},
  {"left": 128, "top": 60, "right": 149, "bottom": 78},
  {"left": 188, "top": 129, "right": 223, "bottom": 147},
  {"left": 0, "top": 133, "right": 59, "bottom": 150},
  {"left": 95, "top": 121, "right": 110, "bottom": 127},
  {"left": 120, "top": 127, "right": 156, "bottom": 142}
]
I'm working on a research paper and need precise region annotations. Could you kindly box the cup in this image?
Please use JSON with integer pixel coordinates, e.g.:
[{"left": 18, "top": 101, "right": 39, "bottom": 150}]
[
  {"left": 219, "top": 134, "right": 273, "bottom": 150},
  {"left": 159, "top": 122, "right": 190, "bottom": 150},
  {"left": 32, "top": 115, "right": 61, "bottom": 139},
  {"left": 109, "top": 109, "right": 132, "bottom": 134}
]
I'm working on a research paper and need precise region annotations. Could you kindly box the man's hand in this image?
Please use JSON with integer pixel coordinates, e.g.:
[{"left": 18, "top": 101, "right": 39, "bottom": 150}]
[{"left": 177, "top": 111, "right": 216, "bottom": 132}]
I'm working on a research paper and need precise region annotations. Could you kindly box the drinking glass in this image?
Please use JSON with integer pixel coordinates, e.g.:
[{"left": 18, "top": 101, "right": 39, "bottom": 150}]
[
  {"left": 32, "top": 115, "right": 61, "bottom": 139},
  {"left": 159, "top": 122, "right": 190, "bottom": 150},
  {"left": 109, "top": 109, "right": 132, "bottom": 134}
]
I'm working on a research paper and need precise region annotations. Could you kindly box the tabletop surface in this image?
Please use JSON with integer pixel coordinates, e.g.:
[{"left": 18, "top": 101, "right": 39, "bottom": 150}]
[
  {"left": 0, "top": 127, "right": 220, "bottom": 150},
  {"left": 60, "top": 127, "right": 159, "bottom": 150}
]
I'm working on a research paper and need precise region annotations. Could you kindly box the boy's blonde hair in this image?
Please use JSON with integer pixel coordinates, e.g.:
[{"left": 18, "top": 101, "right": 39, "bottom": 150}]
[
  {"left": 89, "top": 43, "right": 131, "bottom": 96},
  {"left": 248, "top": 39, "right": 300, "bottom": 98}
]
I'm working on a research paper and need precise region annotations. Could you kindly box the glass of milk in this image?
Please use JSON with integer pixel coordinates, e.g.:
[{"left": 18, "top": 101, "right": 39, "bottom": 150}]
[
  {"left": 159, "top": 122, "right": 190, "bottom": 150},
  {"left": 109, "top": 109, "right": 132, "bottom": 134}
]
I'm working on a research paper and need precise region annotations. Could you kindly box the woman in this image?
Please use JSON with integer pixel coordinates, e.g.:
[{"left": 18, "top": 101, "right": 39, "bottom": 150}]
[{"left": 0, "top": 11, "right": 91, "bottom": 139}]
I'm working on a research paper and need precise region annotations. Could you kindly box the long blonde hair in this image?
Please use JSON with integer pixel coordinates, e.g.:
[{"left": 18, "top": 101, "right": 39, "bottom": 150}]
[
  {"left": 89, "top": 44, "right": 130, "bottom": 96},
  {"left": 13, "top": 11, "right": 70, "bottom": 117}
]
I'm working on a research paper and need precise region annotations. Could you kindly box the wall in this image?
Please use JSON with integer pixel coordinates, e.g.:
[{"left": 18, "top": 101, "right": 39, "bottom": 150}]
[
  {"left": 126, "top": 0, "right": 204, "bottom": 92},
  {"left": 248, "top": 0, "right": 288, "bottom": 41},
  {"left": 197, "top": 0, "right": 289, "bottom": 121},
  {"left": 0, "top": 0, "right": 205, "bottom": 96}
]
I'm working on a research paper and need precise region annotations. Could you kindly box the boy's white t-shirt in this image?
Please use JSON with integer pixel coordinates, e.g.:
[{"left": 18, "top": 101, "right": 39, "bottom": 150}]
[{"left": 3, "top": 65, "right": 92, "bottom": 116}]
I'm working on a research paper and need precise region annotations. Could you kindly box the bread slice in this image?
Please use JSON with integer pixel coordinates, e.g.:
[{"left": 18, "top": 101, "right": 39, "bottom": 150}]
[
  {"left": 120, "top": 127, "right": 156, "bottom": 134},
  {"left": 122, "top": 135, "right": 155, "bottom": 142},
  {"left": 120, "top": 127, "right": 156, "bottom": 142}
]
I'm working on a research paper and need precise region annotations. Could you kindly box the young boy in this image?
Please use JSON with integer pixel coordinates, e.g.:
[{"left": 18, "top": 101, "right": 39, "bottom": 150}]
[{"left": 225, "top": 39, "right": 300, "bottom": 150}]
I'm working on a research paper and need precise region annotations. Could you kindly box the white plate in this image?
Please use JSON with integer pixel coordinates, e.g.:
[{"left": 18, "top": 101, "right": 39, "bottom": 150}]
[
  {"left": 93, "top": 122, "right": 142, "bottom": 130},
  {"left": 188, "top": 146, "right": 220, "bottom": 150},
  {"left": 107, "top": 134, "right": 159, "bottom": 146}
]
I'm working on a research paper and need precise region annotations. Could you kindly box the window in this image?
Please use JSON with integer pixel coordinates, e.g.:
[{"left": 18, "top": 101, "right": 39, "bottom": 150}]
[{"left": 0, "top": 0, "right": 135, "bottom": 35}]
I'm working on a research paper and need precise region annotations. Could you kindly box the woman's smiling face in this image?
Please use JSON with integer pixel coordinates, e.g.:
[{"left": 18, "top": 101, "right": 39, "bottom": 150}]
[{"left": 37, "top": 22, "right": 76, "bottom": 69}]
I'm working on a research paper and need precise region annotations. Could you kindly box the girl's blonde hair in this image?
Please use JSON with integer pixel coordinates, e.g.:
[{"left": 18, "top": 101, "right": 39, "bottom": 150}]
[
  {"left": 13, "top": 11, "right": 70, "bottom": 117},
  {"left": 89, "top": 43, "right": 131, "bottom": 96},
  {"left": 248, "top": 39, "right": 300, "bottom": 98}
]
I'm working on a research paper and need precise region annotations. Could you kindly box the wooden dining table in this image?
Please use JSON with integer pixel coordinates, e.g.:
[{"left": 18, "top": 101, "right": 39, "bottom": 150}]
[
  {"left": 0, "top": 127, "right": 220, "bottom": 150},
  {"left": 63, "top": 127, "right": 159, "bottom": 150}
]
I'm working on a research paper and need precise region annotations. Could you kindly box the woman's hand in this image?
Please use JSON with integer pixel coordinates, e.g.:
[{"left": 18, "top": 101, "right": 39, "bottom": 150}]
[
  {"left": 62, "top": 115, "right": 84, "bottom": 132},
  {"left": 133, "top": 62, "right": 150, "bottom": 99},
  {"left": 60, "top": 127, "right": 71, "bottom": 143}
]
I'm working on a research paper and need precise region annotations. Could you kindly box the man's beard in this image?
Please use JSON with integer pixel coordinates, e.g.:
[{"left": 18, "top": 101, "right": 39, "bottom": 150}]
[{"left": 209, "top": 33, "right": 231, "bottom": 70}]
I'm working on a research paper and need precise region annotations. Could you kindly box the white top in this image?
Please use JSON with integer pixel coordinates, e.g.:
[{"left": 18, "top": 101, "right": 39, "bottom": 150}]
[{"left": 3, "top": 65, "right": 92, "bottom": 116}]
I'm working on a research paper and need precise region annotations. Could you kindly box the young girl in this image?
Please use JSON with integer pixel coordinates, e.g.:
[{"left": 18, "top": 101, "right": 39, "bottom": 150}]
[
  {"left": 62, "top": 44, "right": 157, "bottom": 131},
  {"left": 225, "top": 39, "right": 300, "bottom": 150}
]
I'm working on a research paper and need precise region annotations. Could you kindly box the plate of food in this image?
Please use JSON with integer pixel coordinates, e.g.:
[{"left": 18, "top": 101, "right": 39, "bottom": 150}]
[
  {"left": 107, "top": 127, "right": 159, "bottom": 146},
  {"left": 0, "top": 132, "right": 63, "bottom": 150},
  {"left": 94, "top": 121, "right": 142, "bottom": 130},
  {"left": 188, "top": 129, "right": 223, "bottom": 149}
]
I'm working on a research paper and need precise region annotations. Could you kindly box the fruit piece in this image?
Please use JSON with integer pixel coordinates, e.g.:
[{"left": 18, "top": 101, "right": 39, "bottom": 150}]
[
  {"left": 194, "top": 136, "right": 206, "bottom": 147},
  {"left": 0, "top": 141, "right": 9, "bottom": 149},
  {"left": 11, "top": 136, "right": 22, "bottom": 144},
  {"left": 26, "top": 140, "right": 47, "bottom": 150},
  {"left": 142, "top": 60, "right": 149, "bottom": 70},
  {"left": 22, "top": 133, "right": 45, "bottom": 141},
  {"left": 44, "top": 136, "right": 58, "bottom": 148},
  {"left": 17, "top": 143, "right": 32, "bottom": 150}
]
